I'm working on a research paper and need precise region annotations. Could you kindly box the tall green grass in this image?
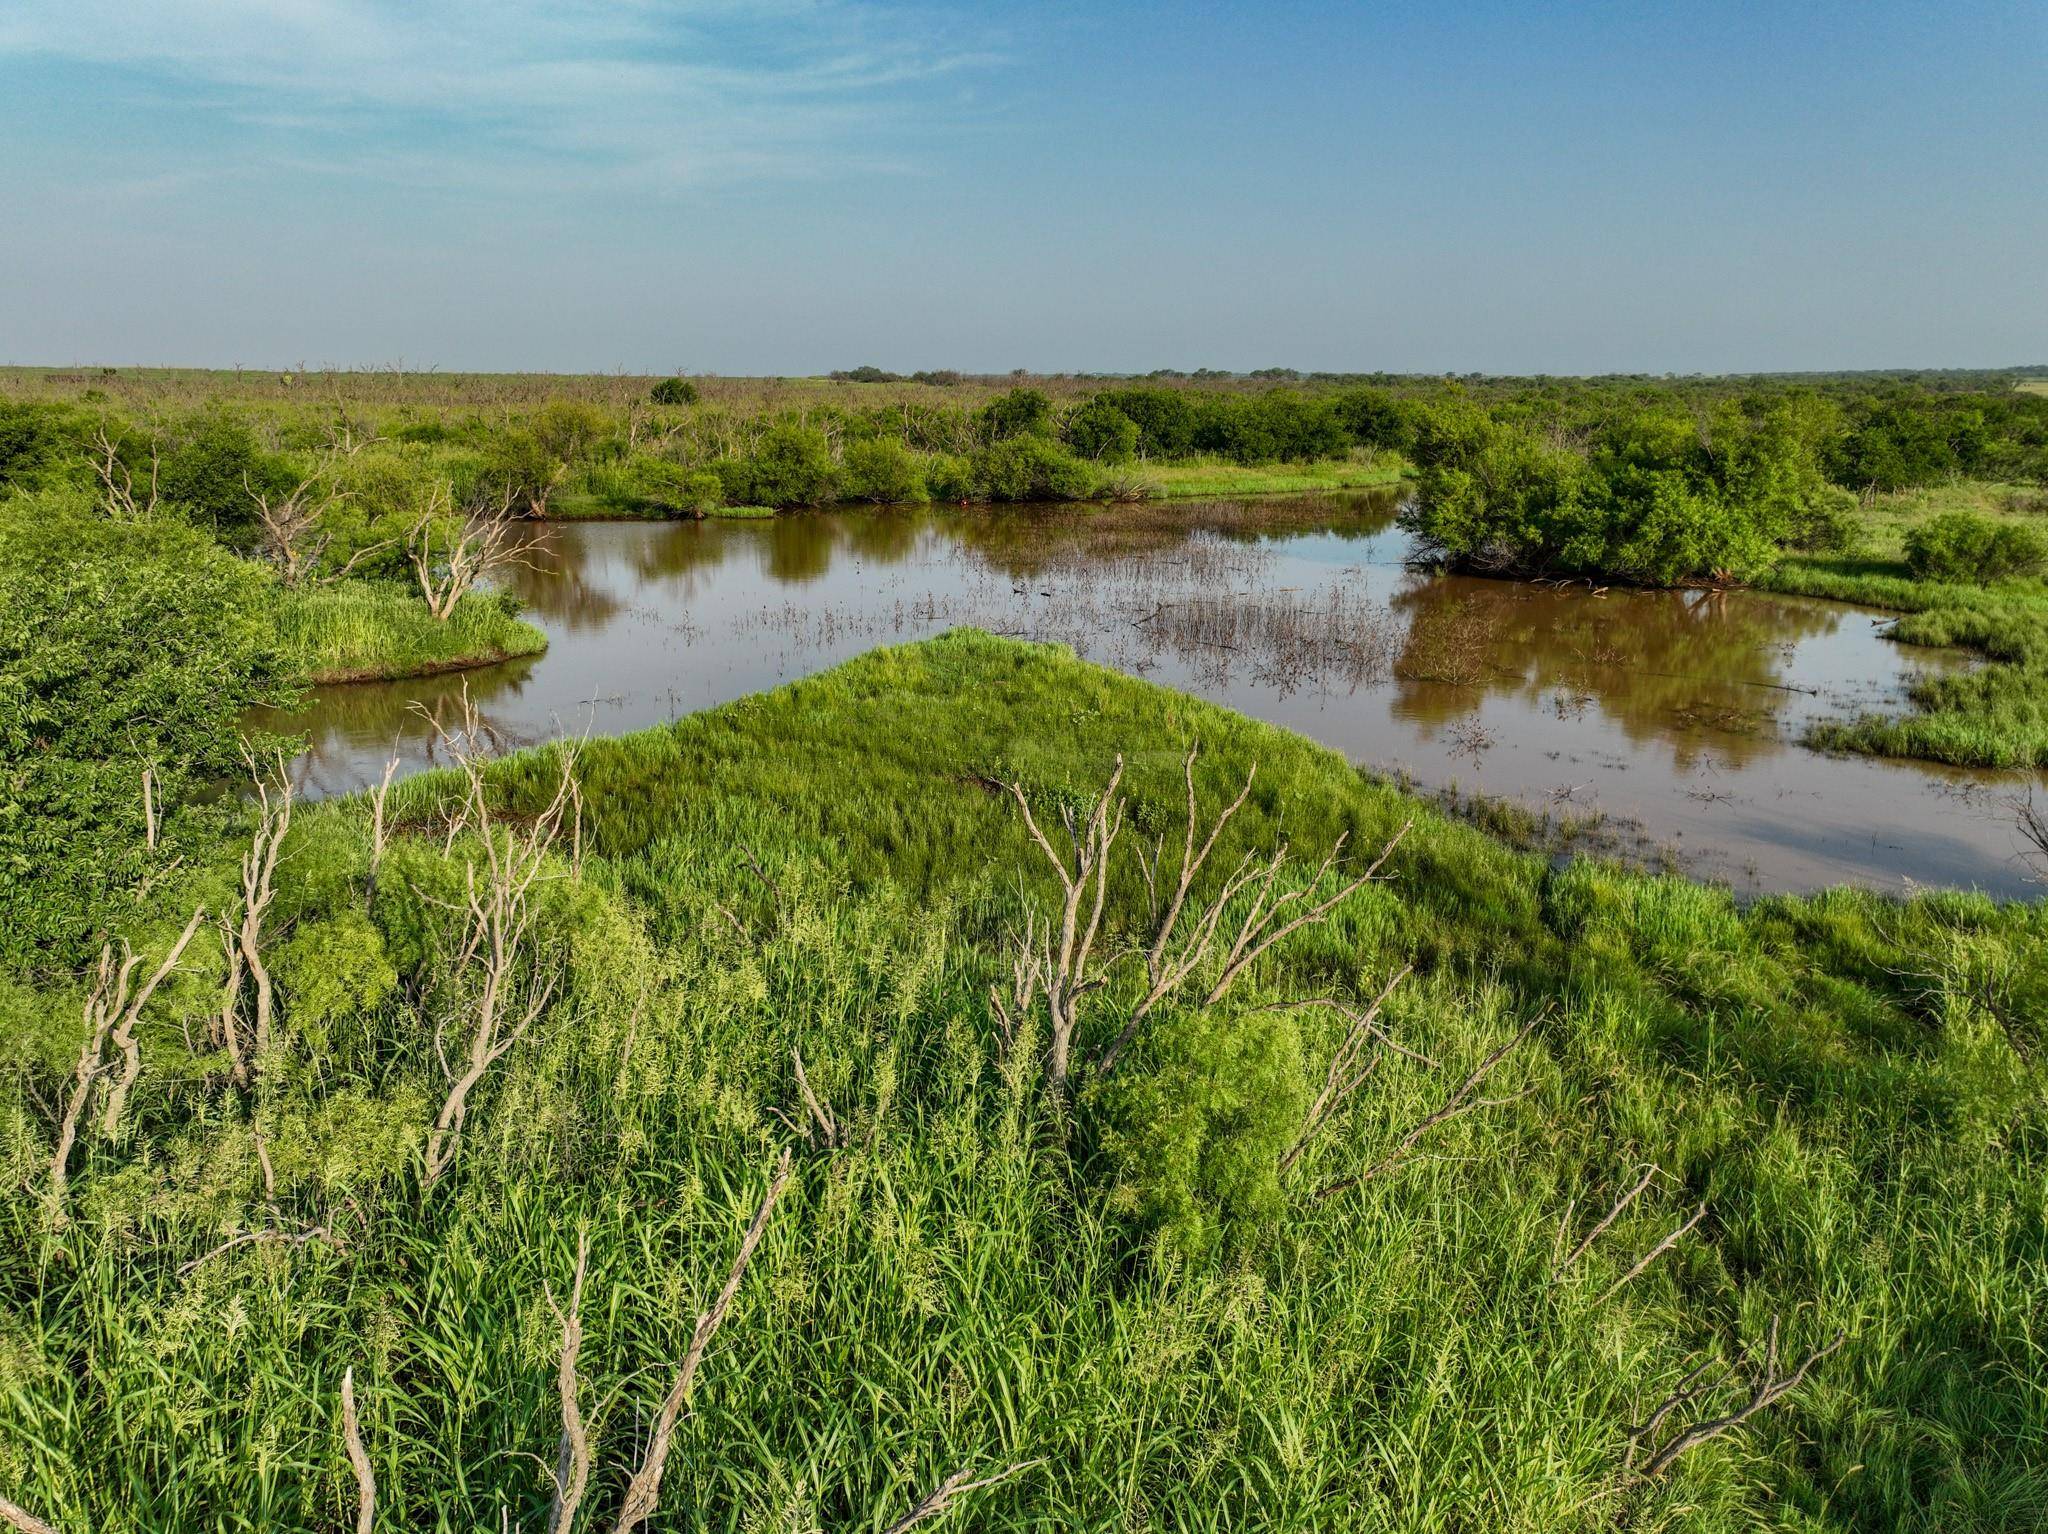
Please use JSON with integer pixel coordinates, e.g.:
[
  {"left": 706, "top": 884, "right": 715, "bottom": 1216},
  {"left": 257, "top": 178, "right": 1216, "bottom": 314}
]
[
  {"left": 276, "top": 581, "right": 549, "bottom": 683},
  {"left": 3, "top": 633, "right": 2044, "bottom": 1531}
]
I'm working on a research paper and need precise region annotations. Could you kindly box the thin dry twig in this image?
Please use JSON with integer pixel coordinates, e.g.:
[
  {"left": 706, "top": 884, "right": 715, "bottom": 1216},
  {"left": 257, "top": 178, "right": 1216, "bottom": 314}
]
[
  {"left": 1593, "top": 1199, "right": 1709, "bottom": 1305},
  {"left": 177, "top": 1224, "right": 333, "bottom": 1277},
  {"left": 1315, "top": 1016, "right": 1540, "bottom": 1200},
  {"left": 1554, "top": 1164, "right": 1658, "bottom": 1275},
  {"left": 1279, "top": 964, "right": 1414, "bottom": 1174},
  {"left": 609, "top": 1148, "right": 795, "bottom": 1534},
  {"left": 790, "top": 1046, "right": 843, "bottom": 1149},
  {"left": 881, "top": 1458, "right": 1045, "bottom": 1534}
]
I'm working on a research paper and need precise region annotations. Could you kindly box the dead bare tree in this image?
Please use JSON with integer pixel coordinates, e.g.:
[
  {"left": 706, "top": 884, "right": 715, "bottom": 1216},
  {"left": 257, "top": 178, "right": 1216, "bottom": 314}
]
[
  {"left": 368, "top": 753, "right": 401, "bottom": 878},
  {"left": 1005, "top": 747, "right": 1411, "bottom": 1093},
  {"left": 2012, "top": 789, "right": 2048, "bottom": 880},
  {"left": 417, "top": 705, "right": 578, "bottom": 1189},
  {"left": 48, "top": 908, "right": 206, "bottom": 1220},
  {"left": 1315, "top": 1017, "right": 1540, "bottom": 1200},
  {"left": 218, "top": 750, "right": 294, "bottom": 1087},
  {"left": 546, "top": 1229, "right": 594, "bottom": 1534},
  {"left": 1006, "top": 757, "right": 1126, "bottom": 1091},
  {"left": 609, "top": 1149, "right": 794, "bottom": 1534},
  {"left": 880, "top": 1458, "right": 1044, "bottom": 1534},
  {"left": 245, "top": 463, "right": 388, "bottom": 588},
  {"left": 340, "top": 1366, "right": 375, "bottom": 1534},
  {"left": 407, "top": 481, "right": 533, "bottom": 621},
  {"left": 1627, "top": 1318, "right": 1846, "bottom": 1477},
  {"left": 1276, "top": 964, "right": 1414, "bottom": 1174},
  {"left": 89, "top": 424, "right": 159, "bottom": 519}
]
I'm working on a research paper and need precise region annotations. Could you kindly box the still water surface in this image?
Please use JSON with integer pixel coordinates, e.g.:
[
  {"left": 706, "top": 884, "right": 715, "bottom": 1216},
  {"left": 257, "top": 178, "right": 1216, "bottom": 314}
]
[{"left": 266, "top": 491, "right": 2043, "bottom": 898}]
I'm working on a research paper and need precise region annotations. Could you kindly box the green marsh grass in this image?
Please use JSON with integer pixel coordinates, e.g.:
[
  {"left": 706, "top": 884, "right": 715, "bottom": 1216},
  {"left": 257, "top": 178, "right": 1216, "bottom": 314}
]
[
  {"left": 278, "top": 582, "right": 549, "bottom": 683},
  {"left": 3, "top": 633, "right": 2045, "bottom": 1531}
]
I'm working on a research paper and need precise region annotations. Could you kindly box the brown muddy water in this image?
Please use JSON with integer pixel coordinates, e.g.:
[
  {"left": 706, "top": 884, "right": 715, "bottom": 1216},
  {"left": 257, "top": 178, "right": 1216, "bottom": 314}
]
[{"left": 262, "top": 491, "right": 2047, "bottom": 898}]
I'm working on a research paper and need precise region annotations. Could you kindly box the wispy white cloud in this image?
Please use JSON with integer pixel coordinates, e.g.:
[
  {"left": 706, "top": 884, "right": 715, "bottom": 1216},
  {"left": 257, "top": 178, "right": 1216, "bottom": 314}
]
[{"left": 0, "top": 0, "right": 1003, "bottom": 192}]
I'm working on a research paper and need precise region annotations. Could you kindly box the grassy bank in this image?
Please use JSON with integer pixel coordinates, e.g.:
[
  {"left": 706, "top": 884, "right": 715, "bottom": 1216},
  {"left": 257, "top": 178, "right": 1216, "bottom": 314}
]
[
  {"left": 1140, "top": 456, "right": 1407, "bottom": 499},
  {"left": 277, "top": 582, "right": 549, "bottom": 683},
  {"left": 6, "top": 631, "right": 2044, "bottom": 1531},
  {"left": 1763, "top": 484, "right": 2048, "bottom": 767}
]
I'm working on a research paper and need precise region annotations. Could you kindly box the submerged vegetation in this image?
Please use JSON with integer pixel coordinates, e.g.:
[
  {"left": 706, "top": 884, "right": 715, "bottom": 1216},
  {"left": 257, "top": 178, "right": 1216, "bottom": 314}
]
[{"left": 2, "top": 631, "right": 2044, "bottom": 1530}]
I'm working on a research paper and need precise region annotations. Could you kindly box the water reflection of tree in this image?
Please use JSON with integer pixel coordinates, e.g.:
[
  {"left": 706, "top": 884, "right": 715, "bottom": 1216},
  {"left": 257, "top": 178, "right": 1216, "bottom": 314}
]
[
  {"left": 251, "top": 656, "right": 547, "bottom": 796},
  {"left": 946, "top": 490, "right": 1402, "bottom": 582},
  {"left": 1386, "top": 580, "right": 1836, "bottom": 770}
]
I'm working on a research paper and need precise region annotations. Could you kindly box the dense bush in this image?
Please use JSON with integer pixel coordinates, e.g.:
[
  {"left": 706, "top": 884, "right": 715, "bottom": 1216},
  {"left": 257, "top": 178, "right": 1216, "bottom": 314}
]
[
  {"left": 978, "top": 387, "right": 1054, "bottom": 442},
  {"left": 1405, "top": 401, "right": 1861, "bottom": 585},
  {"left": 1061, "top": 399, "right": 1139, "bottom": 463},
  {"left": 1905, "top": 512, "right": 2048, "bottom": 584},
  {"left": 718, "top": 424, "right": 839, "bottom": 507},
  {"left": 648, "top": 376, "right": 698, "bottom": 406},
  {"left": 839, "top": 437, "right": 929, "bottom": 503},
  {"left": 153, "top": 410, "right": 294, "bottom": 531},
  {"left": 603, "top": 455, "right": 724, "bottom": 516},
  {"left": 967, "top": 436, "right": 1094, "bottom": 501},
  {"left": 0, "top": 496, "right": 289, "bottom": 967}
]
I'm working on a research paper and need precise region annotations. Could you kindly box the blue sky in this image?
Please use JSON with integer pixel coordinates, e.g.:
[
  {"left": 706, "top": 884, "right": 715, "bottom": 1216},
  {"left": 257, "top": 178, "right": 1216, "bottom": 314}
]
[{"left": 1, "top": 1, "right": 2042, "bottom": 373}]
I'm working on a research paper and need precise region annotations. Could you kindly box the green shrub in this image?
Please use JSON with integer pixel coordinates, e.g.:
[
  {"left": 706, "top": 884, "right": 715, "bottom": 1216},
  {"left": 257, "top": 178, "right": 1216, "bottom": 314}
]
[
  {"left": 0, "top": 495, "right": 288, "bottom": 967},
  {"left": 1062, "top": 399, "right": 1139, "bottom": 463},
  {"left": 967, "top": 437, "right": 1094, "bottom": 502},
  {"left": 924, "top": 453, "right": 974, "bottom": 502},
  {"left": 1092, "top": 1005, "right": 1305, "bottom": 1259},
  {"left": 609, "top": 456, "right": 724, "bottom": 517},
  {"left": 648, "top": 376, "right": 698, "bottom": 406},
  {"left": 155, "top": 410, "right": 293, "bottom": 532},
  {"left": 1782, "top": 485, "right": 1864, "bottom": 553},
  {"left": 729, "top": 425, "right": 839, "bottom": 507},
  {"left": 840, "top": 437, "right": 929, "bottom": 503},
  {"left": 978, "top": 387, "right": 1054, "bottom": 442},
  {"left": 1905, "top": 512, "right": 2048, "bottom": 584}
]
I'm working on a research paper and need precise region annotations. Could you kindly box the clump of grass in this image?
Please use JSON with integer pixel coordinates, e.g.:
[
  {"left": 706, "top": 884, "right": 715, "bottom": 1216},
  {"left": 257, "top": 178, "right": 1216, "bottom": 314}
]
[{"left": 278, "top": 581, "right": 548, "bottom": 683}]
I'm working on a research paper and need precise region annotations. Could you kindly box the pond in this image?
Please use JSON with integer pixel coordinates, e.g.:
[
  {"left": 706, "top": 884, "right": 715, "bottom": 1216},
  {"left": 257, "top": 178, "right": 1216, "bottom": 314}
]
[{"left": 261, "top": 490, "right": 2045, "bottom": 898}]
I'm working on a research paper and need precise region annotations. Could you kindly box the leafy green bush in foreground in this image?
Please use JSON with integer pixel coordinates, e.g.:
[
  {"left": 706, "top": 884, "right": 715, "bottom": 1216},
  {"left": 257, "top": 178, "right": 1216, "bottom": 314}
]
[{"left": 1904, "top": 510, "right": 2048, "bottom": 584}]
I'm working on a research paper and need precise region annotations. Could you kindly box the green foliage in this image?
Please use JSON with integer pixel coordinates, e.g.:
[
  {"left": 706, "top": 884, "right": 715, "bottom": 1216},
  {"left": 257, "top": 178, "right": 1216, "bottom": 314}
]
[
  {"left": 528, "top": 401, "right": 611, "bottom": 465},
  {"left": 0, "top": 495, "right": 287, "bottom": 967},
  {"left": 648, "top": 376, "right": 698, "bottom": 406},
  {"left": 1061, "top": 399, "right": 1139, "bottom": 463},
  {"left": 1092, "top": 1005, "right": 1305, "bottom": 1259},
  {"left": 966, "top": 437, "right": 1094, "bottom": 501},
  {"left": 5, "top": 632, "right": 2044, "bottom": 1531},
  {"left": 277, "top": 582, "right": 546, "bottom": 683},
  {"left": 590, "top": 455, "right": 726, "bottom": 517},
  {"left": 484, "top": 428, "right": 564, "bottom": 515},
  {"left": 719, "top": 425, "right": 840, "bottom": 507},
  {"left": 839, "top": 436, "right": 929, "bottom": 503},
  {"left": 0, "top": 400, "right": 84, "bottom": 492},
  {"left": 978, "top": 387, "right": 1054, "bottom": 441},
  {"left": 154, "top": 410, "right": 293, "bottom": 532},
  {"left": 1904, "top": 511, "right": 2048, "bottom": 584}
]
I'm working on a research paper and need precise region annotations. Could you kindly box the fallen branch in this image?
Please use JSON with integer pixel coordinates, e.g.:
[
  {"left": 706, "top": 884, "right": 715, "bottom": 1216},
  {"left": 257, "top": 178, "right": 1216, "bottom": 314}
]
[
  {"left": 177, "top": 1224, "right": 333, "bottom": 1277},
  {"left": 609, "top": 1148, "right": 795, "bottom": 1534},
  {"left": 1629, "top": 1318, "right": 1847, "bottom": 1477},
  {"left": 881, "top": 1458, "right": 1044, "bottom": 1534},
  {"left": 1554, "top": 1164, "right": 1658, "bottom": 1276},
  {"left": 546, "top": 1229, "right": 593, "bottom": 1534},
  {"left": 341, "top": 1366, "right": 375, "bottom": 1534},
  {"left": 1315, "top": 1016, "right": 1539, "bottom": 1200},
  {"left": 1594, "top": 1199, "right": 1709, "bottom": 1306},
  {"left": 0, "top": 1494, "right": 60, "bottom": 1534}
]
